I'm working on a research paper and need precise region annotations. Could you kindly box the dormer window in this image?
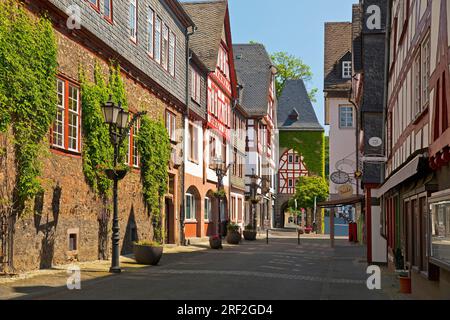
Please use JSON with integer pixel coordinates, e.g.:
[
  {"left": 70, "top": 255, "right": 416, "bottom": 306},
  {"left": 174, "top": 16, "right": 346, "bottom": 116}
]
[
  {"left": 288, "top": 109, "right": 299, "bottom": 121},
  {"left": 342, "top": 61, "right": 352, "bottom": 79}
]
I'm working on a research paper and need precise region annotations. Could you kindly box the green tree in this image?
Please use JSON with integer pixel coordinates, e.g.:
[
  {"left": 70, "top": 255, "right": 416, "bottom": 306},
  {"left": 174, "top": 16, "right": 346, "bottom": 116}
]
[
  {"left": 292, "top": 176, "right": 329, "bottom": 210},
  {"left": 270, "top": 51, "right": 318, "bottom": 102}
]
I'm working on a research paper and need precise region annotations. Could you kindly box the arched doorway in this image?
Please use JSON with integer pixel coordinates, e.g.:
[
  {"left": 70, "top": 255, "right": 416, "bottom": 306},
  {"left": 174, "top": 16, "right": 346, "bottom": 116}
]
[{"left": 185, "top": 186, "right": 201, "bottom": 238}]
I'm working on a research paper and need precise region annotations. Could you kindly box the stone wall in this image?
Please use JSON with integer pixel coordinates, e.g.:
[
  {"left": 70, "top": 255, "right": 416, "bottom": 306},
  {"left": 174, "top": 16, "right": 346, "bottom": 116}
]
[{"left": 8, "top": 15, "right": 183, "bottom": 272}]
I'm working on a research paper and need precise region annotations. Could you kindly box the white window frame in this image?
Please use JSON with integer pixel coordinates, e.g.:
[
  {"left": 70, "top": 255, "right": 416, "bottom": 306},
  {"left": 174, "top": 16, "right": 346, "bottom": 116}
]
[
  {"left": 185, "top": 193, "right": 196, "bottom": 221},
  {"left": 67, "top": 85, "right": 80, "bottom": 152},
  {"left": 342, "top": 61, "right": 352, "bottom": 79},
  {"left": 166, "top": 111, "right": 176, "bottom": 142},
  {"left": 191, "top": 66, "right": 201, "bottom": 103},
  {"left": 204, "top": 197, "right": 211, "bottom": 221},
  {"left": 162, "top": 24, "right": 169, "bottom": 70},
  {"left": 132, "top": 119, "right": 140, "bottom": 168},
  {"left": 421, "top": 34, "right": 430, "bottom": 109},
  {"left": 169, "top": 32, "right": 176, "bottom": 77},
  {"left": 339, "top": 105, "right": 354, "bottom": 128},
  {"left": 129, "top": 0, "right": 137, "bottom": 42},
  {"left": 154, "top": 16, "right": 162, "bottom": 64},
  {"left": 53, "top": 79, "right": 65, "bottom": 149},
  {"left": 147, "top": 7, "right": 154, "bottom": 57}
]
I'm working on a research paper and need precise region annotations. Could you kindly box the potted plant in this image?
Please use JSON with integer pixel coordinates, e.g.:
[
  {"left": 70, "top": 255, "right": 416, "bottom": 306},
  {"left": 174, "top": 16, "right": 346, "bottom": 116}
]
[
  {"left": 394, "top": 248, "right": 411, "bottom": 294},
  {"left": 297, "top": 225, "right": 305, "bottom": 235},
  {"left": 133, "top": 240, "right": 163, "bottom": 266},
  {"left": 243, "top": 224, "right": 257, "bottom": 241},
  {"left": 305, "top": 226, "right": 313, "bottom": 234},
  {"left": 226, "top": 223, "right": 241, "bottom": 245},
  {"left": 209, "top": 235, "right": 223, "bottom": 250}
]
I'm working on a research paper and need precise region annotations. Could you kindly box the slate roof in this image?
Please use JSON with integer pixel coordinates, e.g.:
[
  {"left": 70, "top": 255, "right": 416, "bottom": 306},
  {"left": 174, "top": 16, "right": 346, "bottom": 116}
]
[
  {"left": 181, "top": 1, "right": 228, "bottom": 72},
  {"left": 324, "top": 22, "right": 352, "bottom": 92},
  {"left": 233, "top": 43, "right": 274, "bottom": 117},
  {"left": 277, "top": 79, "right": 323, "bottom": 131}
]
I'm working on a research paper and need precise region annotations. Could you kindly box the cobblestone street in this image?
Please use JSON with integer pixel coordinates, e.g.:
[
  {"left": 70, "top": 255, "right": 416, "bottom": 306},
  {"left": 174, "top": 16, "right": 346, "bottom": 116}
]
[{"left": 0, "top": 232, "right": 408, "bottom": 300}]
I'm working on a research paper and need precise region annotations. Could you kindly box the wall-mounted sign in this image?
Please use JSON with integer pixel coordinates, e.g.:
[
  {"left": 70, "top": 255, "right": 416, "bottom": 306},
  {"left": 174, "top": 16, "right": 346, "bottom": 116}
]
[
  {"left": 330, "top": 171, "right": 350, "bottom": 185},
  {"left": 338, "top": 184, "right": 354, "bottom": 198},
  {"left": 368, "top": 137, "right": 383, "bottom": 148}
]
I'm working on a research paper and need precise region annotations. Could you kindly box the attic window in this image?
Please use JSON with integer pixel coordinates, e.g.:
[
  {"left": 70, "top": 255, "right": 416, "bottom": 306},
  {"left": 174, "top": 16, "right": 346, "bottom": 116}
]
[
  {"left": 342, "top": 61, "right": 352, "bottom": 79},
  {"left": 288, "top": 109, "right": 299, "bottom": 121}
]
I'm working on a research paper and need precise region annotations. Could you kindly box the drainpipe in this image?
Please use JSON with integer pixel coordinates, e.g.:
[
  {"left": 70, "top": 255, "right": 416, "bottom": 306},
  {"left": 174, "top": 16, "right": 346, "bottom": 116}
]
[
  {"left": 348, "top": 94, "right": 360, "bottom": 197},
  {"left": 181, "top": 25, "right": 196, "bottom": 246}
]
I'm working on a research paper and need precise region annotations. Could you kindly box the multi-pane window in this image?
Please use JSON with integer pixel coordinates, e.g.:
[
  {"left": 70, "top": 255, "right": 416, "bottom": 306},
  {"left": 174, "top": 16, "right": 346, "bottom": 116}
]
[
  {"left": 132, "top": 120, "right": 139, "bottom": 167},
  {"left": 209, "top": 136, "right": 216, "bottom": 162},
  {"left": 54, "top": 79, "right": 65, "bottom": 148},
  {"left": 129, "top": 0, "right": 137, "bottom": 41},
  {"left": 421, "top": 35, "right": 430, "bottom": 108},
  {"left": 188, "top": 123, "right": 198, "bottom": 163},
  {"left": 104, "top": 0, "right": 112, "bottom": 21},
  {"left": 154, "top": 17, "right": 161, "bottom": 64},
  {"left": 165, "top": 111, "right": 176, "bottom": 142},
  {"left": 339, "top": 106, "right": 354, "bottom": 128},
  {"left": 204, "top": 197, "right": 211, "bottom": 221},
  {"left": 68, "top": 86, "right": 80, "bottom": 152},
  {"left": 126, "top": 117, "right": 140, "bottom": 167},
  {"left": 162, "top": 24, "right": 169, "bottom": 70},
  {"left": 53, "top": 78, "right": 80, "bottom": 153},
  {"left": 414, "top": 53, "right": 421, "bottom": 116},
  {"left": 169, "top": 32, "right": 176, "bottom": 77},
  {"left": 342, "top": 61, "right": 352, "bottom": 79},
  {"left": 191, "top": 66, "right": 201, "bottom": 103},
  {"left": 186, "top": 193, "right": 195, "bottom": 220},
  {"left": 147, "top": 8, "right": 154, "bottom": 56}
]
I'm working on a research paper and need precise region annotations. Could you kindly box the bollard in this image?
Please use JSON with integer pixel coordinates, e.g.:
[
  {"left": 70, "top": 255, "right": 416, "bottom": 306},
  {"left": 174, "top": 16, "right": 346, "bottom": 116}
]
[
  {"left": 266, "top": 229, "right": 269, "bottom": 244},
  {"left": 298, "top": 231, "right": 300, "bottom": 245}
]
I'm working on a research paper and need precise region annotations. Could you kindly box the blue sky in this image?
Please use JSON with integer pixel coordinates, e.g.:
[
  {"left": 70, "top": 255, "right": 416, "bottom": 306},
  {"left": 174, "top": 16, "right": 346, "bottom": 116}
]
[{"left": 228, "top": 0, "right": 356, "bottom": 135}]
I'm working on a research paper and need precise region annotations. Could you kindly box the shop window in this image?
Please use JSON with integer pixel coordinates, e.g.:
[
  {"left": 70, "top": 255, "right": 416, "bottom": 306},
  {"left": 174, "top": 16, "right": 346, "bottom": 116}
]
[{"left": 431, "top": 200, "right": 450, "bottom": 267}]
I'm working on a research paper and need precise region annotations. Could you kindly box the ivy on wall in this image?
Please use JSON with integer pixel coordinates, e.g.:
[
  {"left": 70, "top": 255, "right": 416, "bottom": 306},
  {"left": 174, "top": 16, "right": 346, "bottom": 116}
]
[
  {"left": 279, "top": 131, "right": 325, "bottom": 178},
  {"left": 80, "top": 62, "right": 128, "bottom": 197},
  {"left": 137, "top": 116, "right": 171, "bottom": 243},
  {"left": 0, "top": 0, "right": 57, "bottom": 209}
]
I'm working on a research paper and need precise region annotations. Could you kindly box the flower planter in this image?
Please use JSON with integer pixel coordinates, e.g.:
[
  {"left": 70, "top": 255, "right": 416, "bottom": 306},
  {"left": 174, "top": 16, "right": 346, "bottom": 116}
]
[
  {"left": 104, "top": 169, "right": 128, "bottom": 181},
  {"left": 305, "top": 228, "right": 312, "bottom": 234},
  {"left": 133, "top": 244, "right": 163, "bottom": 266},
  {"left": 243, "top": 230, "right": 257, "bottom": 241},
  {"left": 397, "top": 272, "right": 412, "bottom": 294},
  {"left": 226, "top": 231, "right": 241, "bottom": 245},
  {"left": 209, "top": 237, "right": 223, "bottom": 250}
]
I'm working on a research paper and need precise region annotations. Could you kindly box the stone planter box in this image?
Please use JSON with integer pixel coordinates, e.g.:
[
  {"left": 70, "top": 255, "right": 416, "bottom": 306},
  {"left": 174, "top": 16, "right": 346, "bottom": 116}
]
[
  {"left": 133, "top": 244, "right": 163, "bottom": 266},
  {"left": 243, "top": 230, "right": 257, "bottom": 241},
  {"left": 226, "top": 231, "right": 241, "bottom": 245},
  {"left": 209, "top": 237, "right": 223, "bottom": 250}
]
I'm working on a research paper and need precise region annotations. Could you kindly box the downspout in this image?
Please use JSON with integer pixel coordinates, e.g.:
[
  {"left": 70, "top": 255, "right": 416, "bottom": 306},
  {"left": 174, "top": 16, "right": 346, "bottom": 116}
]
[
  {"left": 348, "top": 93, "right": 360, "bottom": 197},
  {"left": 181, "top": 25, "right": 196, "bottom": 246}
]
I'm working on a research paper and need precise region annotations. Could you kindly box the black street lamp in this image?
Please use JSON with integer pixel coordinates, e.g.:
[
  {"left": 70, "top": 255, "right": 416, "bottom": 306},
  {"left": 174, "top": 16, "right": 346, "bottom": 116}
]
[
  {"left": 248, "top": 169, "right": 270, "bottom": 230},
  {"left": 101, "top": 95, "right": 146, "bottom": 274},
  {"left": 210, "top": 156, "right": 232, "bottom": 238}
]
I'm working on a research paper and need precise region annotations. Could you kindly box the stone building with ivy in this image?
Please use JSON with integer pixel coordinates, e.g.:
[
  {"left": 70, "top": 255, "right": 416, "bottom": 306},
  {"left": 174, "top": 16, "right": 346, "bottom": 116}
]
[
  {"left": 0, "top": 0, "right": 194, "bottom": 272},
  {"left": 274, "top": 79, "right": 325, "bottom": 230}
]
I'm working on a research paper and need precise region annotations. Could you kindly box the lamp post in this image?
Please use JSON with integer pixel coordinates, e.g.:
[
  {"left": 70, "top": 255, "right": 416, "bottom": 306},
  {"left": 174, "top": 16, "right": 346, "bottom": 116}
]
[
  {"left": 210, "top": 156, "right": 232, "bottom": 237},
  {"left": 248, "top": 169, "right": 271, "bottom": 231},
  {"left": 101, "top": 95, "right": 146, "bottom": 274}
]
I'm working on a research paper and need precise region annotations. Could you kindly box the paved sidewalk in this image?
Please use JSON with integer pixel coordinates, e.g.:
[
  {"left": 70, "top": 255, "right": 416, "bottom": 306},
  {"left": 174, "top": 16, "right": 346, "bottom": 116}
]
[{"left": 0, "top": 235, "right": 410, "bottom": 300}]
